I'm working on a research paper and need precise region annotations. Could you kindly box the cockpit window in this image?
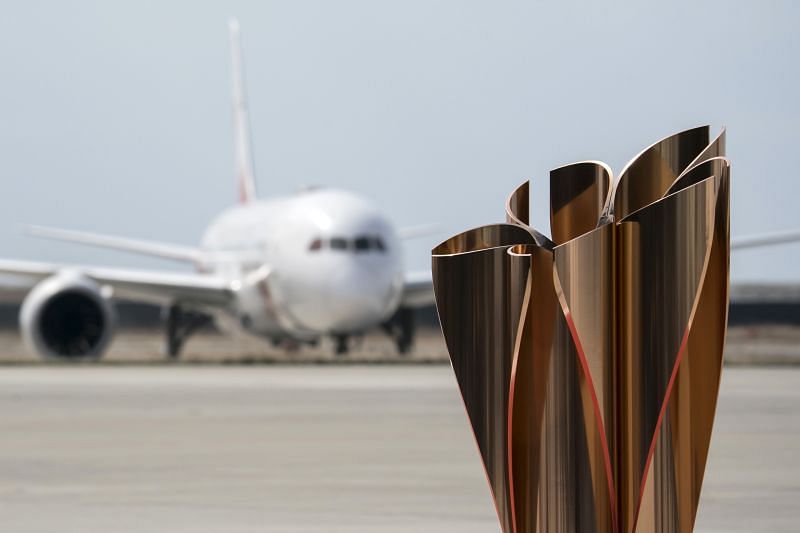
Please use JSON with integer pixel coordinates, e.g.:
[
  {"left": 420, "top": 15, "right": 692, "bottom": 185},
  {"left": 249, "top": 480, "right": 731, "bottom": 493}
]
[
  {"left": 330, "top": 237, "right": 348, "bottom": 250},
  {"left": 354, "top": 236, "right": 371, "bottom": 252},
  {"left": 308, "top": 235, "right": 387, "bottom": 253}
]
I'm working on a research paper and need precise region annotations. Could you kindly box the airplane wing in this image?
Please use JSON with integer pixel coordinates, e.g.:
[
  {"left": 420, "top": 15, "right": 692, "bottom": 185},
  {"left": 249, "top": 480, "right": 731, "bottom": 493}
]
[
  {"left": 732, "top": 229, "right": 800, "bottom": 250},
  {"left": 401, "top": 270, "right": 435, "bottom": 307},
  {"left": 26, "top": 225, "right": 203, "bottom": 264},
  {"left": 0, "top": 259, "right": 234, "bottom": 308},
  {"left": 397, "top": 224, "right": 440, "bottom": 240}
]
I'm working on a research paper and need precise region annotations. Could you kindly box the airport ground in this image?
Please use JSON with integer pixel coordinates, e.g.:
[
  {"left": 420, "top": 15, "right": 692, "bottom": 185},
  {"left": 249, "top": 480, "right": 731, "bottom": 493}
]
[
  {"left": 0, "top": 364, "right": 797, "bottom": 532},
  {"left": 0, "top": 324, "right": 798, "bottom": 531},
  {"left": 0, "top": 324, "right": 799, "bottom": 364}
]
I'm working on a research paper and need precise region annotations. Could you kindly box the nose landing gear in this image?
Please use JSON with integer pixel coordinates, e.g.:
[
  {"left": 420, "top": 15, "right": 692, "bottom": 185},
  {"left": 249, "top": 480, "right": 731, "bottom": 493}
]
[{"left": 330, "top": 308, "right": 416, "bottom": 357}]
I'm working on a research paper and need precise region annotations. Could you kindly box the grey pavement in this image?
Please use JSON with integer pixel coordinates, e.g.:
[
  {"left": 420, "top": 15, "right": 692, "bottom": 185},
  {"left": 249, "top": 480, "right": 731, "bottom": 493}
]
[{"left": 0, "top": 366, "right": 796, "bottom": 532}]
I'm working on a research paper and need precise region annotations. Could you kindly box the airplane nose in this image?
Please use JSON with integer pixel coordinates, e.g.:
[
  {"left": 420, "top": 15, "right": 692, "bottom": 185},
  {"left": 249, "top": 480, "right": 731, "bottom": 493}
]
[
  {"left": 282, "top": 253, "right": 402, "bottom": 334},
  {"left": 322, "top": 261, "right": 396, "bottom": 331}
]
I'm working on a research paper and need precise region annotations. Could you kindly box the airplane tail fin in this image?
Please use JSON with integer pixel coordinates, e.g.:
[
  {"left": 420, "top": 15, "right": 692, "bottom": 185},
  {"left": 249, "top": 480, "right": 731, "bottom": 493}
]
[{"left": 229, "top": 17, "right": 257, "bottom": 204}]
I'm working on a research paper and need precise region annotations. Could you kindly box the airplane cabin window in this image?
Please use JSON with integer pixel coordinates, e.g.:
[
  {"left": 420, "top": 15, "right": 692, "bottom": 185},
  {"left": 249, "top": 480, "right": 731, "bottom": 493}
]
[{"left": 373, "top": 236, "right": 386, "bottom": 252}]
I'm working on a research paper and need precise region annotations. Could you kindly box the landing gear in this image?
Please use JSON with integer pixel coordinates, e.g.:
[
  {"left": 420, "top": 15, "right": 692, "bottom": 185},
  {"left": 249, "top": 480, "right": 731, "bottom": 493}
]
[
  {"left": 334, "top": 334, "right": 349, "bottom": 356},
  {"left": 164, "top": 305, "right": 212, "bottom": 359},
  {"left": 383, "top": 307, "right": 415, "bottom": 355}
]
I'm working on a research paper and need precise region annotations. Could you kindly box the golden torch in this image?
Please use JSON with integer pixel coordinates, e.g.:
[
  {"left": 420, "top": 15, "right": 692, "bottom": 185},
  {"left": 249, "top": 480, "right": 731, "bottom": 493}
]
[{"left": 432, "top": 126, "right": 729, "bottom": 533}]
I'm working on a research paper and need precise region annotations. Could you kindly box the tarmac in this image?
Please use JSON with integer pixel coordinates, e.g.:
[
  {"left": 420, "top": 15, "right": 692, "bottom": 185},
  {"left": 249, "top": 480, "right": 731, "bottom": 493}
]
[
  {"left": 0, "top": 324, "right": 799, "bottom": 364},
  {"left": 0, "top": 365, "right": 797, "bottom": 532}
]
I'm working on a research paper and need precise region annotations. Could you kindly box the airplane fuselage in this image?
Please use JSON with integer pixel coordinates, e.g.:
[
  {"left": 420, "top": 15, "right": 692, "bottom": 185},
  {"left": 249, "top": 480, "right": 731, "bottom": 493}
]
[{"left": 200, "top": 188, "right": 404, "bottom": 341}]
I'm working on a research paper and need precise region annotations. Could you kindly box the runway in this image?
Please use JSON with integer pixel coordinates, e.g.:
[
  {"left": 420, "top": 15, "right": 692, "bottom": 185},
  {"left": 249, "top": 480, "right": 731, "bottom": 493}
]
[{"left": 0, "top": 366, "right": 796, "bottom": 532}]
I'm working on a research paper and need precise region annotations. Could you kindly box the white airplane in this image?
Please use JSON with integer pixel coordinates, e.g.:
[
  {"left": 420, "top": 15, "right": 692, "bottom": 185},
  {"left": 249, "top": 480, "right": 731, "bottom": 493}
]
[{"left": 0, "top": 19, "right": 435, "bottom": 361}]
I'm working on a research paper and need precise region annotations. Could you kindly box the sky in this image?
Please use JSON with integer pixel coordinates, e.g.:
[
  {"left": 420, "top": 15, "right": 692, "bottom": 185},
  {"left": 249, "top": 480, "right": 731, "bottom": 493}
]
[{"left": 0, "top": 0, "right": 799, "bottom": 281}]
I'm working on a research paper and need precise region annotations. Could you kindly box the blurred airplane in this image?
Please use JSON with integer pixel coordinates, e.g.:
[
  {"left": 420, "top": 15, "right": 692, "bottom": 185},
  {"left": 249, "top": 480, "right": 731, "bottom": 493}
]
[{"left": 0, "top": 19, "right": 435, "bottom": 361}]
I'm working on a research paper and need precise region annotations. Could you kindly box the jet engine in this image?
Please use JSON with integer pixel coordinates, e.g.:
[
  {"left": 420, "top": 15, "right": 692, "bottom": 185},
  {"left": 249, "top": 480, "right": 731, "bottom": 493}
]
[{"left": 20, "top": 272, "right": 115, "bottom": 360}]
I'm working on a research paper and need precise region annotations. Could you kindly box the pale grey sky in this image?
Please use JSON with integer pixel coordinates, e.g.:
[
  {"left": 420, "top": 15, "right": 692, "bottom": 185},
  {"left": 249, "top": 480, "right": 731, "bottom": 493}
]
[{"left": 1, "top": 1, "right": 798, "bottom": 280}]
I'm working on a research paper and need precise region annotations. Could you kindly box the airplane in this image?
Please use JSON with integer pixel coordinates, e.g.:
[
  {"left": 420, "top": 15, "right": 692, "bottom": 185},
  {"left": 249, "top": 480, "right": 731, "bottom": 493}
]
[{"left": 0, "top": 19, "right": 436, "bottom": 361}]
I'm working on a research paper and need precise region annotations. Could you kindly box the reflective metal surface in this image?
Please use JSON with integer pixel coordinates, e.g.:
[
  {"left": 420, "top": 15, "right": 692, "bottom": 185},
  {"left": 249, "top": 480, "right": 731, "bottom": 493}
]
[
  {"left": 432, "top": 126, "right": 730, "bottom": 533},
  {"left": 550, "top": 161, "right": 611, "bottom": 244},
  {"left": 617, "top": 175, "right": 721, "bottom": 533},
  {"left": 432, "top": 224, "right": 537, "bottom": 532},
  {"left": 507, "top": 181, "right": 552, "bottom": 247},
  {"left": 610, "top": 125, "right": 710, "bottom": 221},
  {"left": 552, "top": 223, "right": 616, "bottom": 533}
]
